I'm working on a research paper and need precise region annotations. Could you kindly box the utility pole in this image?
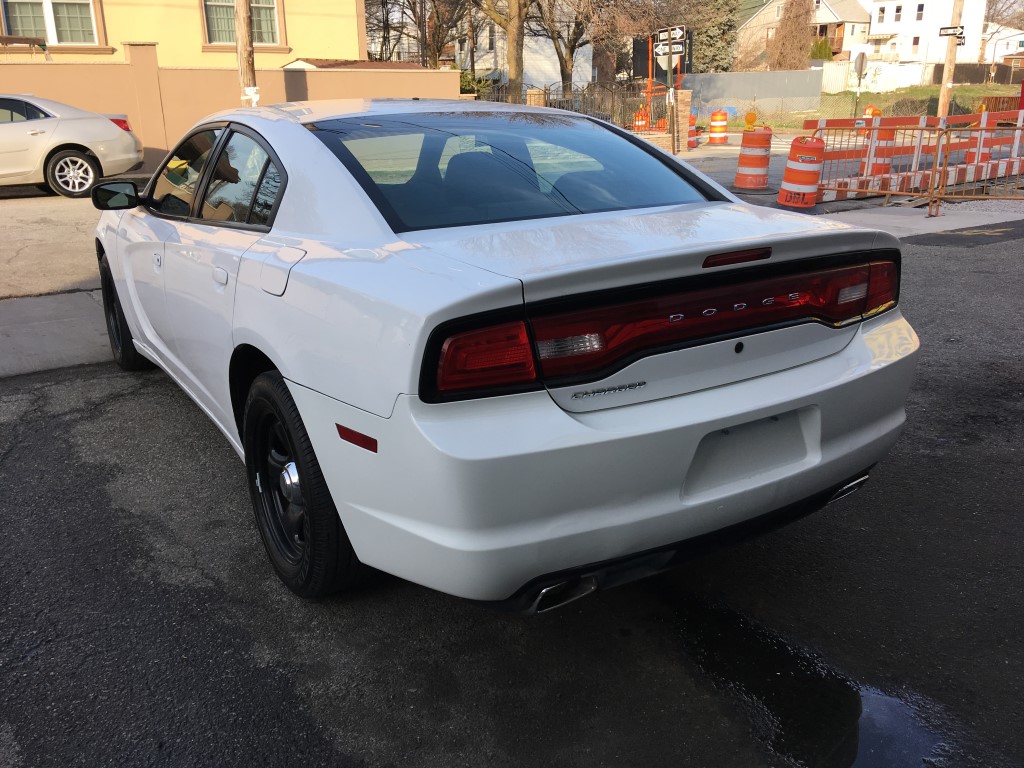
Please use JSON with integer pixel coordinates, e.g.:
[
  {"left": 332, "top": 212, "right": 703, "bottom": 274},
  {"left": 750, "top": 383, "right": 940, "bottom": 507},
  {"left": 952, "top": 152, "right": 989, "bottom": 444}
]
[
  {"left": 936, "top": 0, "right": 965, "bottom": 118},
  {"left": 468, "top": 10, "right": 476, "bottom": 79},
  {"left": 235, "top": 0, "right": 258, "bottom": 107}
]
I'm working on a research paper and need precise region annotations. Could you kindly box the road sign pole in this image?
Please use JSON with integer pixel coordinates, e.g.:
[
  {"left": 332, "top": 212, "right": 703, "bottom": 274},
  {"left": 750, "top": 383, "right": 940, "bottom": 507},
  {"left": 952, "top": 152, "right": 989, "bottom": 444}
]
[{"left": 937, "top": 0, "right": 965, "bottom": 119}]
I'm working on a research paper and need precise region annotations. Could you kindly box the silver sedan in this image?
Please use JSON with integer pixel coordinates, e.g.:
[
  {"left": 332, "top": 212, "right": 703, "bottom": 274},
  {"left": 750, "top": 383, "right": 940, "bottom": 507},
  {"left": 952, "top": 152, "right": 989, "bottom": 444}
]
[{"left": 0, "top": 94, "right": 143, "bottom": 197}]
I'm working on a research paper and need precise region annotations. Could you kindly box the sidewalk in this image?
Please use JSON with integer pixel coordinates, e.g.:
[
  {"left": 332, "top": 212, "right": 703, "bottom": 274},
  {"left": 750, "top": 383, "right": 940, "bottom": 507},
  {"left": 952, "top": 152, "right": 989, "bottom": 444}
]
[{"left": 1, "top": 193, "right": 1022, "bottom": 381}]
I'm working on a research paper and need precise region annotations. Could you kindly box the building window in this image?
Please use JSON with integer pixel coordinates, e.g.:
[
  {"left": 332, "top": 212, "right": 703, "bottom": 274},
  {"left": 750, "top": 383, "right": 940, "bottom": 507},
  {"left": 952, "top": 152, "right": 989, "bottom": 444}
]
[
  {"left": 874, "top": 41, "right": 881, "bottom": 53},
  {"left": 916, "top": 3, "right": 923, "bottom": 21},
  {"left": 203, "top": 0, "right": 278, "bottom": 45},
  {"left": 894, "top": 4, "right": 902, "bottom": 22},
  {"left": 767, "top": 27, "right": 776, "bottom": 40},
  {"left": 912, "top": 35, "right": 919, "bottom": 54},
  {"left": 2, "top": 0, "right": 97, "bottom": 44},
  {"left": 487, "top": 22, "right": 494, "bottom": 51},
  {"left": 776, "top": 4, "right": 782, "bottom": 18},
  {"left": 878, "top": 6, "right": 885, "bottom": 23}
]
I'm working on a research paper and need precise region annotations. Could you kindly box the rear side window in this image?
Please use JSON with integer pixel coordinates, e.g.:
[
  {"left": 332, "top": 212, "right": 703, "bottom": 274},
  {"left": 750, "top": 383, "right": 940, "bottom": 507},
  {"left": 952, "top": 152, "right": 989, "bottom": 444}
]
[
  {"left": 310, "top": 112, "right": 708, "bottom": 232},
  {"left": 150, "top": 128, "right": 224, "bottom": 218},
  {"left": 0, "top": 98, "right": 47, "bottom": 123},
  {"left": 198, "top": 131, "right": 271, "bottom": 223}
]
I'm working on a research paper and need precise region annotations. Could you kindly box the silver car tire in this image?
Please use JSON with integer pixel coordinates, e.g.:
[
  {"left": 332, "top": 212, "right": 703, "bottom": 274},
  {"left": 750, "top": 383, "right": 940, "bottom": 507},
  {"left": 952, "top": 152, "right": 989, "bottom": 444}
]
[{"left": 45, "top": 150, "right": 101, "bottom": 198}]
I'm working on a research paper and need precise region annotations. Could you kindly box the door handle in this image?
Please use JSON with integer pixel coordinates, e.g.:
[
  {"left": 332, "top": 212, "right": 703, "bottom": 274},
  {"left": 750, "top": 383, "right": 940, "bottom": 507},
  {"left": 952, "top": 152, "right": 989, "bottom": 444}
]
[
  {"left": 153, "top": 253, "right": 162, "bottom": 267},
  {"left": 27, "top": 129, "right": 46, "bottom": 136},
  {"left": 212, "top": 267, "right": 228, "bottom": 285}
]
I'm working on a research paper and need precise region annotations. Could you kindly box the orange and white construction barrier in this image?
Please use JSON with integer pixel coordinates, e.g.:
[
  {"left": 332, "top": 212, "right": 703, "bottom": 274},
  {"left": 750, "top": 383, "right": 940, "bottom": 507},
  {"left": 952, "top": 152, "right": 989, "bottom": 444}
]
[
  {"left": 776, "top": 136, "right": 825, "bottom": 210},
  {"left": 688, "top": 114, "right": 698, "bottom": 149},
  {"left": 734, "top": 126, "right": 773, "bottom": 190},
  {"left": 634, "top": 108, "right": 649, "bottom": 132},
  {"left": 966, "top": 129, "right": 993, "bottom": 164},
  {"left": 860, "top": 127, "right": 897, "bottom": 176},
  {"left": 709, "top": 110, "right": 728, "bottom": 145}
]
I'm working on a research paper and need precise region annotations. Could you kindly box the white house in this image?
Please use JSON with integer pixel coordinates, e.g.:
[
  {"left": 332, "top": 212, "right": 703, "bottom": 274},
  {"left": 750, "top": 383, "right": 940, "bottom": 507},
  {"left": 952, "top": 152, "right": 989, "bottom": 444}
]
[
  {"left": 981, "top": 21, "right": 1024, "bottom": 66},
  {"left": 736, "top": 0, "right": 870, "bottom": 68},
  {"left": 857, "top": 0, "right": 987, "bottom": 63},
  {"left": 454, "top": 23, "right": 594, "bottom": 89}
]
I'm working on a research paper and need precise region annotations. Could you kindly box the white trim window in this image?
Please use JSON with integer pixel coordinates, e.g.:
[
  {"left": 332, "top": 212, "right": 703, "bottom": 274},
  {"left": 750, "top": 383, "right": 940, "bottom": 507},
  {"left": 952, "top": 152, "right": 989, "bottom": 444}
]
[
  {"left": 3, "top": 0, "right": 96, "bottom": 44},
  {"left": 204, "top": 0, "right": 278, "bottom": 45}
]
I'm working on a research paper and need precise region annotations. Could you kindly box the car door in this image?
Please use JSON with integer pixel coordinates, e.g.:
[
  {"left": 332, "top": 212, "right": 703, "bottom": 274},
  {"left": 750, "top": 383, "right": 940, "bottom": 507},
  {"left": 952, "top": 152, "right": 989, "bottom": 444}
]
[
  {"left": 162, "top": 127, "right": 284, "bottom": 426},
  {"left": 0, "top": 98, "right": 57, "bottom": 180},
  {"left": 119, "top": 126, "right": 226, "bottom": 364}
]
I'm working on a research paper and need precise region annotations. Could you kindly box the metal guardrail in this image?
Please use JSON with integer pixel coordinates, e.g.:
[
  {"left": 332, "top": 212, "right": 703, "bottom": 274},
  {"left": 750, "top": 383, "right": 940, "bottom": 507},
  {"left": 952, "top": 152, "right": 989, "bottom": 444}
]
[
  {"left": 812, "top": 112, "right": 1024, "bottom": 206},
  {"left": 927, "top": 126, "right": 1024, "bottom": 216}
]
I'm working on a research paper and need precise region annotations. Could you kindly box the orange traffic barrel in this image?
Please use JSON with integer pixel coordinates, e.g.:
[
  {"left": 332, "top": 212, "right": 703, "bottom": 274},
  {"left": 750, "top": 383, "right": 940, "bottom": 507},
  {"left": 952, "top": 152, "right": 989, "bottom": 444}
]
[
  {"left": 709, "top": 110, "right": 728, "bottom": 145},
  {"left": 860, "top": 127, "right": 897, "bottom": 176},
  {"left": 687, "top": 114, "right": 698, "bottom": 149},
  {"left": 858, "top": 105, "right": 881, "bottom": 136},
  {"left": 634, "top": 108, "right": 649, "bottom": 132},
  {"left": 655, "top": 117, "right": 667, "bottom": 132},
  {"left": 734, "top": 126, "right": 773, "bottom": 190},
  {"left": 776, "top": 136, "right": 825, "bottom": 210}
]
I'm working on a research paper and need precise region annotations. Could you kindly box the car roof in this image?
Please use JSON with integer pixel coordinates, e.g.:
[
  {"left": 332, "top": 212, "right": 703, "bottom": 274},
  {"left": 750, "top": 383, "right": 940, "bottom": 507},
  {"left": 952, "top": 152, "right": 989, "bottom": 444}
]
[
  {"left": 204, "top": 98, "right": 576, "bottom": 128},
  {"left": 0, "top": 93, "right": 95, "bottom": 118}
]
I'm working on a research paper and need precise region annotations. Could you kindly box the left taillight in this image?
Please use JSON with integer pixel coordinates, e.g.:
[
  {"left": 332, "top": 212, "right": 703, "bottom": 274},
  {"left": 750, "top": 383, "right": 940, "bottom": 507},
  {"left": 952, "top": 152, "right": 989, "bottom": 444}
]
[
  {"left": 109, "top": 118, "right": 132, "bottom": 132},
  {"left": 435, "top": 320, "right": 538, "bottom": 395}
]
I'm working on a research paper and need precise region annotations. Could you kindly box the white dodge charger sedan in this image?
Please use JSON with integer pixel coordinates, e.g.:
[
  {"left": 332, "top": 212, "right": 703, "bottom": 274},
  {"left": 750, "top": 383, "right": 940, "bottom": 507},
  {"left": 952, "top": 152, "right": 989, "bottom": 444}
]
[{"left": 92, "top": 99, "right": 919, "bottom": 612}]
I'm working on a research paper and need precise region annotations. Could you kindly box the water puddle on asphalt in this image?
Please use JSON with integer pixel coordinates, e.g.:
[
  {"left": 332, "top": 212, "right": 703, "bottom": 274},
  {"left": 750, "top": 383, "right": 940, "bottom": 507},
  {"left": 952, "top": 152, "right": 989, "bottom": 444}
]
[{"left": 651, "top": 585, "right": 949, "bottom": 767}]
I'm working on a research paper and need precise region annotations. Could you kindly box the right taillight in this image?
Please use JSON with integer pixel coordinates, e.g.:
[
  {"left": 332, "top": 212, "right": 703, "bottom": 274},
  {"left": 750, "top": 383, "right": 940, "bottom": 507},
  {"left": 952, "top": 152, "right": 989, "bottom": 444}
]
[{"left": 423, "top": 256, "right": 899, "bottom": 401}]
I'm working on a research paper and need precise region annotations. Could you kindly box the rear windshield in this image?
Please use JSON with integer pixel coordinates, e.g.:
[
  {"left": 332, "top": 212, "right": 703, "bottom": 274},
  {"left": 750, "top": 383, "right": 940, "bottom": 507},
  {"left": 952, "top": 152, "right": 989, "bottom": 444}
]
[{"left": 309, "top": 112, "right": 709, "bottom": 232}]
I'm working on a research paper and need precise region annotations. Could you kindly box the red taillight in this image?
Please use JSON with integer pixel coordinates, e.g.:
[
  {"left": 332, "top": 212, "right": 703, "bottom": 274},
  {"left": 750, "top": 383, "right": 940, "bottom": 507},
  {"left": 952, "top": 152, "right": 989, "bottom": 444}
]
[
  {"left": 530, "top": 261, "right": 898, "bottom": 381},
  {"left": 109, "top": 118, "right": 132, "bottom": 132},
  {"left": 425, "top": 258, "right": 899, "bottom": 400},
  {"left": 436, "top": 320, "right": 537, "bottom": 393}
]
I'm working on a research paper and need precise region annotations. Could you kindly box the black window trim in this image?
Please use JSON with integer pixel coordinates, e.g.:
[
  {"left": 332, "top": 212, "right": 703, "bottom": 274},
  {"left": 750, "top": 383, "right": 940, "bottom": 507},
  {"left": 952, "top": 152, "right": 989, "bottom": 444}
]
[
  {"left": 143, "top": 121, "right": 288, "bottom": 232},
  {"left": 308, "top": 112, "right": 726, "bottom": 235},
  {"left": 0, "top": 97, "right": 52, "bottom": 123}
]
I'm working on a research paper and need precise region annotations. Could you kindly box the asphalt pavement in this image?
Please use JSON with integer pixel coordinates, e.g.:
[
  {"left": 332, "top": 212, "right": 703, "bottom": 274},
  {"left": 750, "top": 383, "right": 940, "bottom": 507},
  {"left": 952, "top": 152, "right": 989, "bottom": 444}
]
[{"left": 1, "top": 178, "right": 1023, "bottom": 767}]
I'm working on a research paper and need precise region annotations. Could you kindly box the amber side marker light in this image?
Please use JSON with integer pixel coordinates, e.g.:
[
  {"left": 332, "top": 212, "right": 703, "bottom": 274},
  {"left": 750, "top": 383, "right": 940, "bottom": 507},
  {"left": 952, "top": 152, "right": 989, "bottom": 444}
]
[{"left": 336, "top": 424, "right": 378, "bottom": 453}]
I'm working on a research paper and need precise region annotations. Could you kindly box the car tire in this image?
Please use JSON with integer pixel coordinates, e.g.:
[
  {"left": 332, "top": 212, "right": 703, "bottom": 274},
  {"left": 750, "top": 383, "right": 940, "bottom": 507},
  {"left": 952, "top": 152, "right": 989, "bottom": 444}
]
[
  {"left": 98, "top": 256, "right": 154, "bottom": 371},
  {"left": 243, "top": 371, "right": 364, "bottom": 598},
  {"left": 46, "top": 150, "right": 100, "bottom": 198}
]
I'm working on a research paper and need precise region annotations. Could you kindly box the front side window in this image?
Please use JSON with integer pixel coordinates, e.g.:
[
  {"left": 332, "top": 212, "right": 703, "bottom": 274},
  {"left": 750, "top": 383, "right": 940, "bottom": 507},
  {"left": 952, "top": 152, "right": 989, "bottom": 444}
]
[
  {"left": 311, "top": 112, "right": 708, "bottom": 232},
  {"left": 204, "top": 0, "right": 278, "bottom": 44},
  {"left": 149, "top": 128, "right": 224, "bottom": 218},
  {"left": 0, "top": 98, "right": 48, "bottom": 122},
  {"left": 198, "top": 131, "right": 273, "bottom": 224},
  {"left": 3, "top": 0, "right": 96, "bottom": 44}
]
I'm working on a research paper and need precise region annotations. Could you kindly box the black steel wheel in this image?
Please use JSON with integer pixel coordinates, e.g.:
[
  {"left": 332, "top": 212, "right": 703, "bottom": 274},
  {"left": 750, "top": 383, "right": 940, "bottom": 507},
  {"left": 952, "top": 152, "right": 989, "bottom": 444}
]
[
  {"left": 98, "top": 256, "right": 153, "bottom": 371},
  {"left": 243, "top": 371, "right": 363, "bottom": 598}
]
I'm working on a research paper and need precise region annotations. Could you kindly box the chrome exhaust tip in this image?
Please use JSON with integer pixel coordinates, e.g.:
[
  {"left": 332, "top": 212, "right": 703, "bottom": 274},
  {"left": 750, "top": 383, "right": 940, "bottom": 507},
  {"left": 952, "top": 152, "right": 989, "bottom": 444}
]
[
  {"left": 827, "top": 475, "right": 869, "bottom": 505},
  {"left": 529, "top": 576, "right": 599, "bottom": 614}
]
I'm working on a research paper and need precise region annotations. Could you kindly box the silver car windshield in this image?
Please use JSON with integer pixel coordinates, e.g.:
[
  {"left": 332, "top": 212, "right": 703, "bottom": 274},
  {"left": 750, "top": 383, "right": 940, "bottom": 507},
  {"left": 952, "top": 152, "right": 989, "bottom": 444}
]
[{"left": 309, "top": 112, "right": 710, "bottom": 232}]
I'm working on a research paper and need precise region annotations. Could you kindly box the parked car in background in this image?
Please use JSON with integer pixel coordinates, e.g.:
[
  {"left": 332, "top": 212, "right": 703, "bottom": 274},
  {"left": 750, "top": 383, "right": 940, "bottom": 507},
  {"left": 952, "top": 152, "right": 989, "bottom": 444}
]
[
  {"left": 91, "top": 100, "right": 919, "bottom": 612},
  {"left": 0, "top": 94, "right": 143, "bottom": 197}
]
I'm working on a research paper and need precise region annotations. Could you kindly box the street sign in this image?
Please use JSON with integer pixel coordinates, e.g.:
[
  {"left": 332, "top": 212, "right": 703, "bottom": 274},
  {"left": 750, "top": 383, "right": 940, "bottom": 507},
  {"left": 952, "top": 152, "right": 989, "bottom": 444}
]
[
  {"left": 956, "top": 34, "right": 966, "bottom": 46},
  {"left": 854, "top": 52, "right": 867, "bottom": 78},
  {"left": 653, "top": 42, "right": 685, "bottom": 56},
  {"left": 939, "top": 25, "right": 965, "bottom": 36},
  {"left": 657, "top": 26, "right": 685, "bottom": 42}
]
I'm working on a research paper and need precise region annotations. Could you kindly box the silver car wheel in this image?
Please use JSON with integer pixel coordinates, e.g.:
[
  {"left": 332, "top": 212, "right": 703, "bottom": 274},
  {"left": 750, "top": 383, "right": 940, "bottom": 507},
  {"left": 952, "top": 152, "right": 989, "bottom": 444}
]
[{"left": 53, "top": 156, "right": 95, "bottom": 193}]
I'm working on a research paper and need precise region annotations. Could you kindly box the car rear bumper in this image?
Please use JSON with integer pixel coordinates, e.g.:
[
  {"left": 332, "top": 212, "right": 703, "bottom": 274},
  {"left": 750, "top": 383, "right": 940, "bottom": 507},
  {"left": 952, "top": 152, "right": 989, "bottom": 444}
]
[
  {"left": 288, "top": 310, "right": 919, "bottom": 602},
  {"left": 93, "top": 132, "right": 144, "bottom": 176}
]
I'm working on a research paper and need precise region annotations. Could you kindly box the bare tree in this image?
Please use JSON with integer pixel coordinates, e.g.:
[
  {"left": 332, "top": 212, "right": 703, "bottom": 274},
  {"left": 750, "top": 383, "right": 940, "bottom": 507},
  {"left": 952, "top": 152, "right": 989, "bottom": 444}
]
[
  {"left": 405, "top": 0, "right": 471, "bottom": 67},
  {"left": 767, "top": 0, "right": 813, "bottom": 71},
  {"left": 473, "top": 0, "right": 533, "bottom": 98},
  {"left": 981, "top": 0, "right": 1024, "bottom": 64},
  {"left": 366, "top": 0, "right": 406, "bottom": 61}
]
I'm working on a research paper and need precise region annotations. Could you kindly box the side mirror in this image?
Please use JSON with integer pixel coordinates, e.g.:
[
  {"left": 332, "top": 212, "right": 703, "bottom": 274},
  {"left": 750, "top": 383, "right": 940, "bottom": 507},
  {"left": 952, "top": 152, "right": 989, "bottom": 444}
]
[{"left": 92, "top": 181, "right": 140, "bottom": 211}]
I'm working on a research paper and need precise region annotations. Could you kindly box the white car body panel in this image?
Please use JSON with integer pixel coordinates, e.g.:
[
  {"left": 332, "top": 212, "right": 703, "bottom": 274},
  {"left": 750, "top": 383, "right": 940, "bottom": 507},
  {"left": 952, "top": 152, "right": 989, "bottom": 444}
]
[{"left": 94, "top": 99, "right": 920, "bottom": 603}]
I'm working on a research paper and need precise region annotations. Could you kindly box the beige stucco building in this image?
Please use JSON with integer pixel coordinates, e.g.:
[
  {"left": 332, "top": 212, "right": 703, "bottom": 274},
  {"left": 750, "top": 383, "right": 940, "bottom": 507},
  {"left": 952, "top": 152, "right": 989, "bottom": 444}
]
[{"left": 0, "top": 0, "right": 366, "bottom": 67}]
